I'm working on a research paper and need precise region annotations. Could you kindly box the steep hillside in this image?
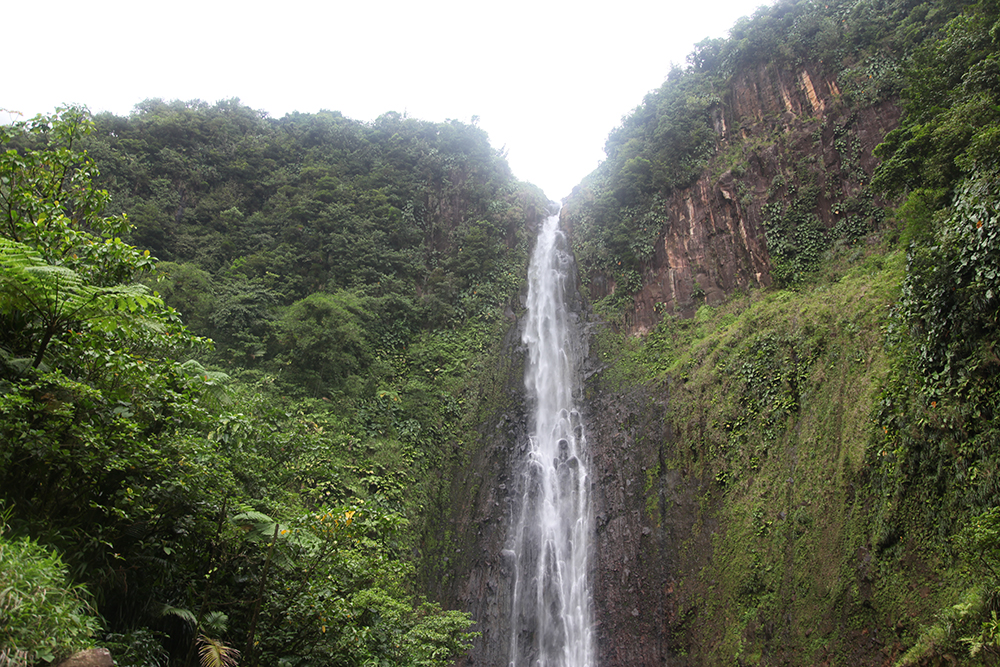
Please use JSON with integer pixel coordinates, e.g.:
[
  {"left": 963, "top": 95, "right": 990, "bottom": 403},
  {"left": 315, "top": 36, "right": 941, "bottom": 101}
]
[
  {"left": 572, "top": 0, "right": 1000, "bottom": 663},
  {"left": 4, "top": 0, "right": 999, "bottom": 663},
  {"left": 443, "top": 0, "right": 1000, "bottom": 664},
  {"left": 565, "top": 62, "right": 900, "bottom": 332},
  {"left": 0, "top": 103, "right": 550, "bottom": 666}
]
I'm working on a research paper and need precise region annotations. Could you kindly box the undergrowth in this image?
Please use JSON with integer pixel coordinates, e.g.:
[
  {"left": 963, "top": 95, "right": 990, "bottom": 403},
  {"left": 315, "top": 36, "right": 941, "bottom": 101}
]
[{"left": 591, "top": 242, "right": 996, "bottom": 662}]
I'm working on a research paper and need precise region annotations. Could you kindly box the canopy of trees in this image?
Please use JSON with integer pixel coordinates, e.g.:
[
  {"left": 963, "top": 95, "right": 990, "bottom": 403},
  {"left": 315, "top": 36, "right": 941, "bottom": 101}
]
[
  {"left": 1, "top": 104, "right": 547, "bottom": 666},
  {"left": 4, "top": 0, "right": 999, "bottom": 663},
  {"left": 562, "top": 0, "right": 969, "bottom": 306},
  {"left": 560, "top": 0, "right": 1000, "bottom": 662}
]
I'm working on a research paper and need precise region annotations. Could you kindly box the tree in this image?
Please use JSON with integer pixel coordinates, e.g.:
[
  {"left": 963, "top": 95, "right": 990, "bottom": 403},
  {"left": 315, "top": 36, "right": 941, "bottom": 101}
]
[
  {"left": 0, "top": 513, "right": 101, "bottom": 664},
  {"left": 872, "top": 0, "right": 1000, "bottom": 200},
  {"left": 0, "top": 107, "right": 222, "bottom": 652},
  {"left": 0, "top": 237, "right": 165, "bottom": 368},
  {"left": 0, "top": 101, "right": 529, "bottom": 667},
  {"left": 0, "top": 107, "right": 155, "bottom": 285},
  {"left": 1, "top": 108, "right": 208, "bottom": 383},
  {"left": 276, "top": 290, "right": 372, "bottom": 396}
]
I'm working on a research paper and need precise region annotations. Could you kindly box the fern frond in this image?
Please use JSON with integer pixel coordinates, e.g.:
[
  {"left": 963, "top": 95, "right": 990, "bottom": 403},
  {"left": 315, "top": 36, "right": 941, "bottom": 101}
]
[
  {"left": 231, "top": 511, "right": 275, "bottom": 526},
  {"left": 0, "top": 236, "right": 170, "bottom": 366},
  {"left": 0, "top": 237, "right": 165, "bottom": 319},
  {"left": 231, "top": 512, "right": 280, "bottom": 542},
  {"left": 179, "top": 359, "right": 233, "bottom": 408},
  {"left": 229, "top": 512, "right": 319, "bottom": 558},
  {"left": 155, "top": 603, "right": 197, "bottom": 626},
  {"left": 200, "top": 611, "right": 229, "bottom": 636}
]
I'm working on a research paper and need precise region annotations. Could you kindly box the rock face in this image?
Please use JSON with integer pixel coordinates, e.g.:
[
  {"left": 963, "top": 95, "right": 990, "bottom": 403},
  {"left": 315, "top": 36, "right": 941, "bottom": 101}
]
[
  {"left": 587, "top": 383, "right": 673, "bottom": 665},
  {"left": 564, "top": 62, "right": 901, "bottom": 333},
  {"left": 585, "top": 378, "right": 714, "bottom": 666},
  {"left": 579, "top": 63, "right": 903, "bottom": 664},
  {"left": 433, "top": 230, "right": 594, "bottom": 666},
  {"left": 54, "top": 648, "right": 114, "bottom": 667},
  {"left": 429, "top": 310, "right": 528, "bottom": 667}
]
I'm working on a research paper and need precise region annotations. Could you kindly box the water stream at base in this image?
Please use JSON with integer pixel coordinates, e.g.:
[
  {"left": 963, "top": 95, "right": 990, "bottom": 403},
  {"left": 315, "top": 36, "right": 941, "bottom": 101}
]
[{"left": 506, "top": 213, "right": 596, "bottom": 667}]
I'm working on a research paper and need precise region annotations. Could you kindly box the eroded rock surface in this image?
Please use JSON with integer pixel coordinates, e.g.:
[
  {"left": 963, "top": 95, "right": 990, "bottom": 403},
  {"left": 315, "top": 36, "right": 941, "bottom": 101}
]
[
  {"left": 564, "top": 62, "right": 900, "bottom": 332},
  {"left": 55, "top": 648, "right": 114, "bottom": 667}
]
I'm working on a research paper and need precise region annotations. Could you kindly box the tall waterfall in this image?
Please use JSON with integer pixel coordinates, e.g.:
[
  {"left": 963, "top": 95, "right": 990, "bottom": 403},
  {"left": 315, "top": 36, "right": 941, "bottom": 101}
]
[{"left": 507, "top": 213, "right": 596, "bottom": 667}]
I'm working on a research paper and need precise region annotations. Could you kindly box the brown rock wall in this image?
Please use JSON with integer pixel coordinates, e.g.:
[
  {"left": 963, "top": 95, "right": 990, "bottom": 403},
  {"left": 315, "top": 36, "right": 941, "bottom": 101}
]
[
  {"left": 431, "top": 319, "right": 529, "bottom": 667},
  {"left": 568, "top": 62, "right": 901, "bottom": 334},
  {"left": 629, "top": 170, "right": 771, "bottom": 332}
]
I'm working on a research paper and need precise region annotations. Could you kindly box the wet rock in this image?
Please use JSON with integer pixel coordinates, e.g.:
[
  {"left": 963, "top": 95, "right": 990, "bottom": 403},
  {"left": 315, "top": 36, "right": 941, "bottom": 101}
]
[
  {"left": 55, "top": 648, "right": 114, "bottom": 667},
  {"left": 563, "top": 65, "right": 901, "bottom": 334},
  {"left": 441, "top": 60, "right": 904, "bottom": 665}
]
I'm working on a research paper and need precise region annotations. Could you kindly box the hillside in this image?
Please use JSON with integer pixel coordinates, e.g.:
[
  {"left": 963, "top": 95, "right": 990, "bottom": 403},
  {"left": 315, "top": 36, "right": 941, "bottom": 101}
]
[
  {"left": 442, "top": 0, "right": 1000, "bottom": 664},
  {"left": 0, "top": 103, "right": 548, "bottom": 666}
]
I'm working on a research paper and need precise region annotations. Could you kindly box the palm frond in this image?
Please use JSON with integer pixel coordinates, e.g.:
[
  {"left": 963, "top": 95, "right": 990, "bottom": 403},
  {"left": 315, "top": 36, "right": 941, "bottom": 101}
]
[
  {"left": 200, "top": 611, "right": 229, "bottom": 636},
  {"left": 197, "top": 635, "right": 240, "bottom": 667}
]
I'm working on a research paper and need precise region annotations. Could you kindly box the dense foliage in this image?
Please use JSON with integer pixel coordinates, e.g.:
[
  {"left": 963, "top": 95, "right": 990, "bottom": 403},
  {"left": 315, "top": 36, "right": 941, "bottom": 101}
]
[
  {"left": 562, "top": 0, "right": 967, "bottom": 312},
  {"left": 0, "top": 104, "right": 546, "bottom": 665},
  {"left": 867, "top": 1, "right": 1000, "bottom": 660},
  {"left": 4, "top": 0, "right": 999, "bottom": 663},
  {"left": 0, "top": 512, "right": 101, "bottom": 665},
  {"left": 563, "top": 0, "right": 1000, "bottom": 663}
]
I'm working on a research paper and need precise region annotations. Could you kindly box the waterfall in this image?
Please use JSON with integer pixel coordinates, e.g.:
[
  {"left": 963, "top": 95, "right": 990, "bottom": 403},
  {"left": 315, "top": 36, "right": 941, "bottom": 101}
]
[{"left": 507, "top": 213, "right": 596, "bottom": 667}]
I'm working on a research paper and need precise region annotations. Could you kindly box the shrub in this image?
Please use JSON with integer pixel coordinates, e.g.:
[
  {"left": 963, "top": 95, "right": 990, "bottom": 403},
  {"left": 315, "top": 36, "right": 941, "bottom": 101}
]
[{"left": 0, "top": 516, "right": 100, "bottom": 665}]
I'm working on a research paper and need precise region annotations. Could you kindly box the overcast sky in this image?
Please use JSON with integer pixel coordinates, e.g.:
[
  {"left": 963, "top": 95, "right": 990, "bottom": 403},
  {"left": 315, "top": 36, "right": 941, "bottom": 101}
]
[{"left": 8, "top": 0, "right": 767, "bottom": 202}]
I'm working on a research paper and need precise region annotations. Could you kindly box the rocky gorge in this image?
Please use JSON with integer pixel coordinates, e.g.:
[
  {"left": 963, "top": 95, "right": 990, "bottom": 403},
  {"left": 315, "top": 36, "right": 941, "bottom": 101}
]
[{"left": 435, "top": 41, "right": 985, "bottom": 664}]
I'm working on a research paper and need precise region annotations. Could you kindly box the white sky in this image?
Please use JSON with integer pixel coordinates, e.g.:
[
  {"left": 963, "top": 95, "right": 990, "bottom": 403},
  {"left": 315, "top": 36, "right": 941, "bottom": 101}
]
[{"left": 7, "top": 0, "right": 766, "bottom": 202}]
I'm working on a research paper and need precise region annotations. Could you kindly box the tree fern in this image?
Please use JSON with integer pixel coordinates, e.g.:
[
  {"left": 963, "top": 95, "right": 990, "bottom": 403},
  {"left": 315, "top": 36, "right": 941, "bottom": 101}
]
[
  {"left": 155, "top": 603, "right": 197, "bottom": 626},
  {"left": 231, "top": 511, "right": 321, "bottom": 561},
  {"left": 0, "top": 236, "right": 165, "bottom": 367},
  {"left": 179, "top": 359, "right": 232, "bottom": 409}
]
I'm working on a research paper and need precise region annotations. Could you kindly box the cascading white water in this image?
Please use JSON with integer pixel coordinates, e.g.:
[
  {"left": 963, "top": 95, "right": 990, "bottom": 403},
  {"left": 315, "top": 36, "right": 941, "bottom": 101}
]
[{"left": 507, "top": 213, "right": 596, "bottom": 667}]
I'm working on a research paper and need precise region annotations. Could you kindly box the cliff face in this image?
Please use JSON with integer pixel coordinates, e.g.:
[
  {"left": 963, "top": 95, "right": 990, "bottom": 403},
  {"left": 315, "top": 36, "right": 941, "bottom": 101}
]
[
  {"left": 582, "top": 257, "right": 914, "bottom": 665},
  {"left": 440, "top": 62, "right": 907, "bottom": 666},
  {"left": 586, "top": 381, "right": 687, "bottom": 665},
  {"left": 433, "top": 317, "right": 527, "bottom": 666},
  {"left": 564, "top": 62, "right": 901, "bottom": 332},
  {"left": 577, "top": 64, "right": 912, "bottom": 665},
  {"left": 432, "top": 235, "right": 597, "bottom": 666}
]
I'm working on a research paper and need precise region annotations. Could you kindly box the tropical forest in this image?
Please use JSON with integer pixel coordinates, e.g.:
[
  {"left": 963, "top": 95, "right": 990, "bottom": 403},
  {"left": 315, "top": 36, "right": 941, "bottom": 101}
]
[{"left": 1, "top": 0, "right": 999, "bottom": 664}]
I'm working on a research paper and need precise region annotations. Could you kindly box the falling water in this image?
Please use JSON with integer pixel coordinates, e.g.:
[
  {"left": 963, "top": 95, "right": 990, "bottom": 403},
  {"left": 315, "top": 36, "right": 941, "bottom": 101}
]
[{"left": 507, "top": 213, "right": 596, "bottom": 667}]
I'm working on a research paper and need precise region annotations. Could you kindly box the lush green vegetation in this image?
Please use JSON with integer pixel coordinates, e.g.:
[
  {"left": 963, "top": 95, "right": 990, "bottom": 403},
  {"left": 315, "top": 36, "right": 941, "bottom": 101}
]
[
  {"left": 0, "top": 104, "right": 547, "bottom": 665},
  {"left": 563, "top": 0, "right": 968, "bottom": 311},
  {"left": 594, "top": 247, "right": 908, "bottom": 662},
  {"left": 868, "top": 0, "right": 1000, "bottom": 659},
  {"left": 595, "top": 209, "right": 998, "bottom": 662},
  {"left": 578, "top": 0, "right": 1000, "bottom": 662},
  {"left": 0, "top": 511, "right": 101, "bottom": 665},
  {"left": 4, "top": 0, "right": 999, "bottom": 663}
]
